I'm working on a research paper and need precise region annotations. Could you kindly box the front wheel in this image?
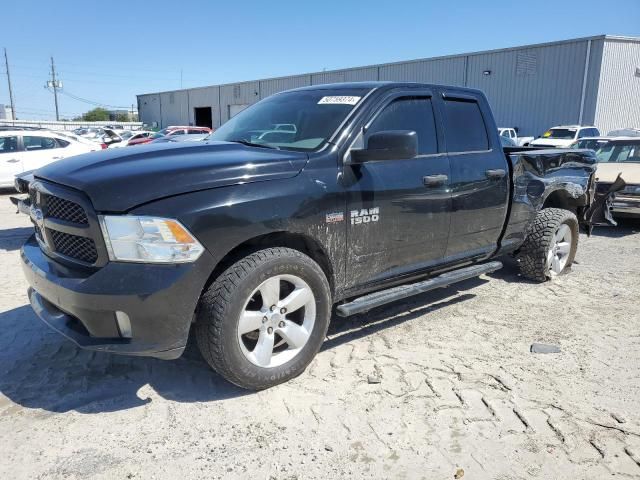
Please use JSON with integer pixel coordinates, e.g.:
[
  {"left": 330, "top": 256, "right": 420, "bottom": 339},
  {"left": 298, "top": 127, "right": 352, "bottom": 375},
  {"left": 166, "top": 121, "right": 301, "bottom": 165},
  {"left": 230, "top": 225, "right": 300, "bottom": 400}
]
[
  {"left": 195, "top": 247, "right": 331, "bottom": 390},
  {"left": 517, "top": 208, "right": 579, "bottom": 282}
]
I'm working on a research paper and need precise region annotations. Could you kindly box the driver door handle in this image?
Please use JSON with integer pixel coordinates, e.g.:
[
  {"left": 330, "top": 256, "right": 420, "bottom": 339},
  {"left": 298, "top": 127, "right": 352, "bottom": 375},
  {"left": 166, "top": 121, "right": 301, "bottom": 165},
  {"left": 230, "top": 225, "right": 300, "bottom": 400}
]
[
  {"left": 423, "top": 174, "right": 448, "bottom": 187},
  {"left": 6, "top": 158, "right": 20, "bottom": 163},
  {"left": 485, "top": 168, "right": 506, "bottom": 179}
]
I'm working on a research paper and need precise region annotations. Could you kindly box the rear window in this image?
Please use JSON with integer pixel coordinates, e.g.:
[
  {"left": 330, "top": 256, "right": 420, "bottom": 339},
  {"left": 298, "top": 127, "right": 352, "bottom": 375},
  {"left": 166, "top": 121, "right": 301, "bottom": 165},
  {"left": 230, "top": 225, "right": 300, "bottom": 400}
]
[
  {"left": 442, "top": 98, "right": 489, "bottom": 152},
  {"left": 24, "top": 136, "right": 58, "bottom": 150}
]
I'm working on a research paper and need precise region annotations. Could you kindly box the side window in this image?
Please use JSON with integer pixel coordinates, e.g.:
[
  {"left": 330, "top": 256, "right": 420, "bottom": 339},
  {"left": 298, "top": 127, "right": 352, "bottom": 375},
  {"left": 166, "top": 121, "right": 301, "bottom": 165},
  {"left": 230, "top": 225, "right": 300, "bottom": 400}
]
[
  {"left": 578, "top": 130, "right": 587, "bottom": 139},
  {"left": 23, "top": 136, "right": 58, "bottom": 151},
  {"left": 188, "top": 129, "right": 204, "bottom": 134},
  {"left": 56, "top": 138, "right": 70, "bottom": 148},
  {"left": 442, "top": 98, "right": 489, "bottom": 152},
  {"left": 0, "top": 136, "right": 19, "bottom": 153},
  {"left": 510, "top": 130, "right": 516, "bottom": 138},
  {"left": 367, "top": 97, "right": 438, "bottom": 155}
]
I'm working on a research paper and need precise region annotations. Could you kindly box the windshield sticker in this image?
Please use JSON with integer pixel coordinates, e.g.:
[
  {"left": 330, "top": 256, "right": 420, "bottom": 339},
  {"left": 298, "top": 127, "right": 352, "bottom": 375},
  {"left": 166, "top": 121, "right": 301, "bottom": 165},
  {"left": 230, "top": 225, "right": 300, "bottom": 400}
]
[
  {"left": 543, "top": 131, "right": 551, "bottom": 137},
  {"left": 318, "top": 96, "right": 361, "bottom": 105}
]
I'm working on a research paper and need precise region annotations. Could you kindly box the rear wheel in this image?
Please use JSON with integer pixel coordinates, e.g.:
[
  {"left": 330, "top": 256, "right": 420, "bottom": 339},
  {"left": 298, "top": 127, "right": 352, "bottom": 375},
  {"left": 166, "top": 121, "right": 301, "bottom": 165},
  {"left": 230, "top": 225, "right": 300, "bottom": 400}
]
[
  {"left": 195, "top": 247, "right": 331, "bottom": 390},
  {"left": 517, "top": 208, "right": 579, "bottom": 282}
]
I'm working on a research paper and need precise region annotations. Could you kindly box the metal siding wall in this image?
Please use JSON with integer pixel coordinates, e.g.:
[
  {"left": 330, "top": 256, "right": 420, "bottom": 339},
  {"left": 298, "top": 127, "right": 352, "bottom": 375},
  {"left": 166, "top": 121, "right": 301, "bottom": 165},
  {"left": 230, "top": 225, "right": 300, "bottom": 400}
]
[
  {"left": 378, "top": 57, "right": 466, "bottom": 85},
  {"left": 311, "top": 67, "right": 378, "bottom": 84},
  {"left": 188, "top": 86, "right": 220, "bottom": 127},
  {"left": 159, "top": 90, "right": 189, "bottom": 128},
  {"left": 467, "top": 40, "right": 590, "bottom": 137},
  {"left": 219, "top": 81, "right": 260, "bottom": 124},
  {"left": 595, "top": 39, "right": 640, "bottom": 134},
  {"left": 260, "top": 75, "right": 311, "bottom": 98},
  {"left": 581, "top": 39, "right": 605, "bottom": 126},
  {"left": 137, "top": 94, "right": 161, "bottom": 127}
]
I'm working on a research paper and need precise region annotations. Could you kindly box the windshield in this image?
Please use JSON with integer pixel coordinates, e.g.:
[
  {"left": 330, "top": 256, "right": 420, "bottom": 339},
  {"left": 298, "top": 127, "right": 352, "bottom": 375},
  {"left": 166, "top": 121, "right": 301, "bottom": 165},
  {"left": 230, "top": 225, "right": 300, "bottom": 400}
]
[
  {"left": 542, "top": 128, "right": 577, "bottom": 140},
  {"left": 150, "top": 132, "right": 165, "bottom": 139},
  {"left": 595, "top": 142, "right": 640, "bottom": 163},
  {"left": 572, "top": 139, "right": 609, "bottom": 150},
  {"left": 207, "top": 88, "right": 369, "bottom": 151}
]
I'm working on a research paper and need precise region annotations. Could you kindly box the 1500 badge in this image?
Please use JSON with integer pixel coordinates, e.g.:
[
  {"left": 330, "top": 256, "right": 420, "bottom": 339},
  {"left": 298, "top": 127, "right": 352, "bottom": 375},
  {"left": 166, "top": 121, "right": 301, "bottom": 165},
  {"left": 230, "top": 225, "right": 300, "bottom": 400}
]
[{"left": 350, "top": 207, "right": 380, "bottom": 225}]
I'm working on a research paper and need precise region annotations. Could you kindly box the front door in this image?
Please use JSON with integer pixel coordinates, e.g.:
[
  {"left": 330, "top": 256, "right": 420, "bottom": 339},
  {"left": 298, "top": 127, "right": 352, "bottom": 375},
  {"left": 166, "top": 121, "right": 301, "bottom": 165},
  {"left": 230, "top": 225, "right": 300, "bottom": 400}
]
[
  {"left": 0, "top": 135, "right": 22, "bottom": 186},
  {"left": 344, "top": 91, "right": 452, "bottom": 289}
]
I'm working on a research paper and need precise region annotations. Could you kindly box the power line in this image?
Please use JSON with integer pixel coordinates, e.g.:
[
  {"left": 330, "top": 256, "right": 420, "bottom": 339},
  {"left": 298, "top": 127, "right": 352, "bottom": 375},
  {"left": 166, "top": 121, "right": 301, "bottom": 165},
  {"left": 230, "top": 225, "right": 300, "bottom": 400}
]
[{"left": 58, "top": 89, "right": 130, "bottom": 109}]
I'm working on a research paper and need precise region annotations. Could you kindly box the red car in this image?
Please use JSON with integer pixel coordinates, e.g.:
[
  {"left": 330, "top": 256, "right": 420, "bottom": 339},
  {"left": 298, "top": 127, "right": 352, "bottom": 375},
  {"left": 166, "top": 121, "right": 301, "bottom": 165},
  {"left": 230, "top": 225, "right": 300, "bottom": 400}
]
[{"left": 128, "top": 126, "right": 213, "bottom": 146}]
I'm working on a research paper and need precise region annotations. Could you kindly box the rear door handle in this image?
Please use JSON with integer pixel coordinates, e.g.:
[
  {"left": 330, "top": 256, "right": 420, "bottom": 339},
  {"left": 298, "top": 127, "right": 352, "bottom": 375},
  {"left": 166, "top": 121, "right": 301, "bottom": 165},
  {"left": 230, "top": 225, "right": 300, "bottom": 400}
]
[
  {"left": 6, "top": 158, "right": 20, "bottom": 163},
  {"left": 423, "top": 174, "right": 448, "bottom": 187},
  {"left": 485, "top": 169, "right": 506, "bottom": 179}
]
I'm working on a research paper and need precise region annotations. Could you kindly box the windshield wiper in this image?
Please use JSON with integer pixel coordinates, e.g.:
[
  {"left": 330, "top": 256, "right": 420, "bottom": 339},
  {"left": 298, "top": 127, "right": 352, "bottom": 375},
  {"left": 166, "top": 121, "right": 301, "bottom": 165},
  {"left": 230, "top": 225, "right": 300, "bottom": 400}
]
[{"left": 228, "top": 139, "right": 280, "bottom": 150}]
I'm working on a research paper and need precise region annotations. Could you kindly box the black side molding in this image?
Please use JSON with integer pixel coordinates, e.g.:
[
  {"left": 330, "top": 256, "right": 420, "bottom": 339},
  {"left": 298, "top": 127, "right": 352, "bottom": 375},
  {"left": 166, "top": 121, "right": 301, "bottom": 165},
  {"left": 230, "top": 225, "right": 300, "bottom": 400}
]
[{"left": 336, "top": 261, "right": 503, "bottom": 317}]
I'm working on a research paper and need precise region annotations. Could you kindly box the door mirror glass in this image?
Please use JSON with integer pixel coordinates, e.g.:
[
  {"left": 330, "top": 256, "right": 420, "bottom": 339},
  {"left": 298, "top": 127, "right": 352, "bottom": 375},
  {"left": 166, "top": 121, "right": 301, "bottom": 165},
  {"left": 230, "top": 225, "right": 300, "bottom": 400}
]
[{"left": 351, "top": 130, "right": 418, "bottom": 163}]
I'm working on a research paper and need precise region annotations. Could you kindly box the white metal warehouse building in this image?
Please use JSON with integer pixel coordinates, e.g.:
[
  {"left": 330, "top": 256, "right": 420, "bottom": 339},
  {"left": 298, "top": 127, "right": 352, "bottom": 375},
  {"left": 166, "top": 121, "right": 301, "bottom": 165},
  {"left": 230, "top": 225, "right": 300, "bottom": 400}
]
[{"left": 137, "top": 35, "right": 640, "bottom": 137}]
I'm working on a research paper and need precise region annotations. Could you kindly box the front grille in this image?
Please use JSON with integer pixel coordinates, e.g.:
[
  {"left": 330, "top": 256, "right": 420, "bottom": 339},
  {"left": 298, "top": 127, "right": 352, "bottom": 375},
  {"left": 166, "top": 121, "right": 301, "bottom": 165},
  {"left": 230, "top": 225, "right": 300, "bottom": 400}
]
[
  {"left": 46, "top": 196, "right": 88, "bottom": 225},
  {"left": 29, "top": 182, "right": 104, "bottom": 266},
  {"left": 49, "top": 230, "right": 98, "bottom": 264}
]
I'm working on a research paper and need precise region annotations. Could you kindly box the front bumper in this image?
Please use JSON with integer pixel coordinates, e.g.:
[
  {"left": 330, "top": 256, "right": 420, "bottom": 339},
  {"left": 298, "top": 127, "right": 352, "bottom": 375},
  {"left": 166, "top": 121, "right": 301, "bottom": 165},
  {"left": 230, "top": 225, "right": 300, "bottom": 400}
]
[{"left": 21, "top": 235, "right": 213, "bottom": 359}]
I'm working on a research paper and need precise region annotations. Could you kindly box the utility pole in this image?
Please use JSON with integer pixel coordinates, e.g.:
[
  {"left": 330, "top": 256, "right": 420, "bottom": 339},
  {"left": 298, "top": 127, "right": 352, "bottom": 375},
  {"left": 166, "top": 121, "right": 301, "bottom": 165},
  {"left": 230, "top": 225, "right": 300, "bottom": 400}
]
[
  {"left": 48, "top": 56, "right": 61, "bottom": 121},
  {"left": 3, "top": 48, "right": 15, "bottom": 120}
]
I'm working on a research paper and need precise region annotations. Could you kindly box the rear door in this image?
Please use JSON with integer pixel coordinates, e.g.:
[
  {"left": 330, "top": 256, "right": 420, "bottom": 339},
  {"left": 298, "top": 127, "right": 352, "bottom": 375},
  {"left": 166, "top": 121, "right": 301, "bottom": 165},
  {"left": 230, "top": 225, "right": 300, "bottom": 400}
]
[
  {"left": 344, "top": 89, "right": 452, "bottom": 287},
  {"left": 438, "top": 91, "right": 509, "bottom": 261},
  {"left": 22, "top": 134, "right": 67, "bottom": 171},
  {"left": 0, "top": 135, "right": 23, "bottom": 186}
]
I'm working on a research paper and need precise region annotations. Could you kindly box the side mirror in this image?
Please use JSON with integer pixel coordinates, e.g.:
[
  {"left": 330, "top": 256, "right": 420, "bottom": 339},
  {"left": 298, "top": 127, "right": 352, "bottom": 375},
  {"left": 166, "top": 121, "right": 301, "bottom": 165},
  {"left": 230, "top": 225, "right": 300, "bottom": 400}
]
[{"left": 350, "top": 130, "right": 418, "bottom": 164}]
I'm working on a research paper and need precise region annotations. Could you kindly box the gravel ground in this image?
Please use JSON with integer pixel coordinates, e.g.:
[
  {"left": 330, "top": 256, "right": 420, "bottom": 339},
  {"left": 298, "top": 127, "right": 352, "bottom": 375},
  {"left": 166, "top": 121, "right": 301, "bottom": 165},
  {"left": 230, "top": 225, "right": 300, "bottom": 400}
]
[{"left": 1, "top": 191, "right": 640, "bottom": 480}]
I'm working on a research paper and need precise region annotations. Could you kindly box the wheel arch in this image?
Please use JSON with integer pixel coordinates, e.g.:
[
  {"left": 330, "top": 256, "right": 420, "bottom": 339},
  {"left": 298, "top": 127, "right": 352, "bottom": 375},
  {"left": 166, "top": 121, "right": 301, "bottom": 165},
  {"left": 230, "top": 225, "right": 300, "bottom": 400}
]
[{"left": 200, "top": 231, "right": 336, "bottom": 300}]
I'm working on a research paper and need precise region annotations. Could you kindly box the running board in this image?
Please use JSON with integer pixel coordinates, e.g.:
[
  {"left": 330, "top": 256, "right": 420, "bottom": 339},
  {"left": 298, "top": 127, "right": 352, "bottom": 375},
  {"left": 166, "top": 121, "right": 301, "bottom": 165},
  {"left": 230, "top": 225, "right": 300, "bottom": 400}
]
[{"left": 336, "top": 261, "right": 503, "bottom": 317}]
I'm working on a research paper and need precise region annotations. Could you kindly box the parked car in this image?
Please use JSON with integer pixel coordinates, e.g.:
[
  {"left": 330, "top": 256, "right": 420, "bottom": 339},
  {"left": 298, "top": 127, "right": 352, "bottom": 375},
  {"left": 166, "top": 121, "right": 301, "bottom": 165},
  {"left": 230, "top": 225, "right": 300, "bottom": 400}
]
[
  {"left": 128, "top": 127, "right": 212, "bottom": 146},
  {"left": 108, "top": 130, "right": 155, "bottom": 148},
  {"left": 160, "top": 126, "right": 212, "bottom": 136},
  {"left": 569, "top": 137, "right": 611, "bottom": 151},
  {"left": 594, "top": 137, "right": 640, "bottom": 218},
  {"left": 498, "top": 128, "right": 534, "bottom": 146},
  {"left": 607, "top": 128, "right": 640, "bottom": 137},
  {"left": 150, "top": 133, "right": 210, "bottom": 144},
  {"left": 529, "top": 125, "right": 601, "bottom": 148},
  {"left": 18, "top": 82, "right": 617, "bottom": 390},
  {"left": 0, "top": 130, "right": 100, "bottom": 188}
]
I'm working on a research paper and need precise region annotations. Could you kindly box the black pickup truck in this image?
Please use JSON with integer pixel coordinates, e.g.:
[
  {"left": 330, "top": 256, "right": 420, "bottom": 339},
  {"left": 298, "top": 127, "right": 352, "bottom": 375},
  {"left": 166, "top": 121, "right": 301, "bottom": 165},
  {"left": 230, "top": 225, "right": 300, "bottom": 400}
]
[{"left": 17, "top": 82, "right": 616, "bottom": 389}]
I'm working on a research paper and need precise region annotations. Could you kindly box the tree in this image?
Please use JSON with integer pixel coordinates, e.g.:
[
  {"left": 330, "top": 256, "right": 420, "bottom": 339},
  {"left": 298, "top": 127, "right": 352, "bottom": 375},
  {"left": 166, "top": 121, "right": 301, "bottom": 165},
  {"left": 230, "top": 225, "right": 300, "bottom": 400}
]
[
  {"left": 115, "top": 113, "right": 130, "bottom": 122},
  {"left": 82, "top": 107, "right": 110, "bottom": 122}
]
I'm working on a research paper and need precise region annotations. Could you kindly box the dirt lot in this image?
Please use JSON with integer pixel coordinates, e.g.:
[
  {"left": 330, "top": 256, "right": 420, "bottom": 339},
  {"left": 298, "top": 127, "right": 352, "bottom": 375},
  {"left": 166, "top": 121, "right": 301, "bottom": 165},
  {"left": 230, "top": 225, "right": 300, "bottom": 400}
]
[{"left": 1, "top": 191, "right": 640, "bottom": 480}]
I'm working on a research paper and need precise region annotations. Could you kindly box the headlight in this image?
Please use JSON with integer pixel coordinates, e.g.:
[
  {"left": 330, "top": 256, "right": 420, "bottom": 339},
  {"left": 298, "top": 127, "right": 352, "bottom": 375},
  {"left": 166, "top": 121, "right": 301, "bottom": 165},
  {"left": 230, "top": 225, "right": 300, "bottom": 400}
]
[{"left": 99, "top": 215, "right": 204, "bottom": 263}]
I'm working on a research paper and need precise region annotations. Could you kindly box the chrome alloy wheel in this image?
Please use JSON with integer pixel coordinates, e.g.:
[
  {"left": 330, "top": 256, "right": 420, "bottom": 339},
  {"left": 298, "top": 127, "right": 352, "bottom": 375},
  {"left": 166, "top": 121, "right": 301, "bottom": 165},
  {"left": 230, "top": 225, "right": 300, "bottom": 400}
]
[
  {"left": 237, "top": 274, "right": 316, "bottom": 368},
  {"left": 547, "top": 223, "right": 573, "bottom": 276}
]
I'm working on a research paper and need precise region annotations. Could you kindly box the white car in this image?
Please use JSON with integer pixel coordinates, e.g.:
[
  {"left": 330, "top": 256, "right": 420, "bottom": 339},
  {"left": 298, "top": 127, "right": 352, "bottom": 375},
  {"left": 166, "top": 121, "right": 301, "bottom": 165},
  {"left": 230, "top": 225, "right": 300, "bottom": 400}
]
[
  {"left": 0, "top": 130, "right": 100, "bottom": 188},
  {"left": 529, "top": 125, "right": 600, "bottom": 149},
  {"left": 107, "top": 130, "right": 155, "bottom": 148},
  {"left": 498, "top": 128, "right": 534, "bottom": 147}
]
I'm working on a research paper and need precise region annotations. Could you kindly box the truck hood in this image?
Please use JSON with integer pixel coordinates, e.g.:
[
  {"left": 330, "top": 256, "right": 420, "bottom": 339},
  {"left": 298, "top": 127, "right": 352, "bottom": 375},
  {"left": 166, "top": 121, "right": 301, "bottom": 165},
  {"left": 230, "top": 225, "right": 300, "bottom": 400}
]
[
  {"left": 34, "top": 141, "right": 308, "bottom": 211},
  {"left": 595, "top": 162, "right": 640, "bottom": 184}
]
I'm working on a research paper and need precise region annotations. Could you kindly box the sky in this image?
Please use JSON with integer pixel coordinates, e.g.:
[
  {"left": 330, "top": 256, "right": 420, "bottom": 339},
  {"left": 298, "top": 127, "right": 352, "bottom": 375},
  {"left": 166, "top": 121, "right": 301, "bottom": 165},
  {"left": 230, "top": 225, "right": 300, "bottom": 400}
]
[{"left": 1, "top": 0, "right": 639, "bottom": 120}]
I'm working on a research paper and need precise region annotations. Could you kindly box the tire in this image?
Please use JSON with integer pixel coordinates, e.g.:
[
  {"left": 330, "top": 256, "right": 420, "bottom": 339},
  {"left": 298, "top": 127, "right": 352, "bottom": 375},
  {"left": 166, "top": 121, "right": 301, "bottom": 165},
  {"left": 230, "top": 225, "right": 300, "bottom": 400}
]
[
  {"left": 517, "top": 208, "right": 579, "bottom": 282},
  {"left": 195, "top": 247, "right": 331, "bottom": 390}
]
